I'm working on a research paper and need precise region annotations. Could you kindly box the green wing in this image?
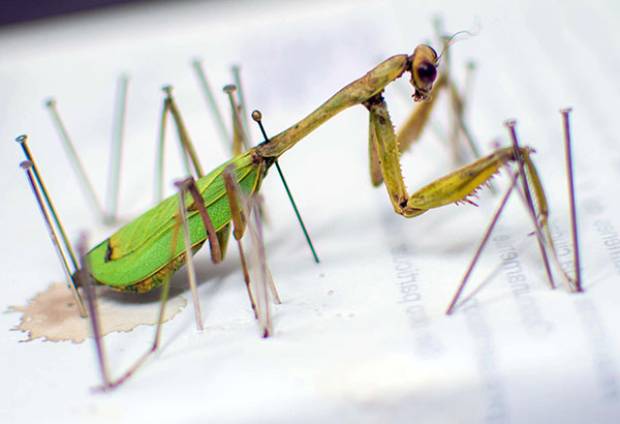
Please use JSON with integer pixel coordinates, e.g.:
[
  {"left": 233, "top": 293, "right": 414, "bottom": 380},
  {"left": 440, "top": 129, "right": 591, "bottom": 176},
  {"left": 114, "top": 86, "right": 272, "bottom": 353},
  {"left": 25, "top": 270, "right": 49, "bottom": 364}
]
[{"left": 87, "top": 151, "right": 264, "bottom": 290}]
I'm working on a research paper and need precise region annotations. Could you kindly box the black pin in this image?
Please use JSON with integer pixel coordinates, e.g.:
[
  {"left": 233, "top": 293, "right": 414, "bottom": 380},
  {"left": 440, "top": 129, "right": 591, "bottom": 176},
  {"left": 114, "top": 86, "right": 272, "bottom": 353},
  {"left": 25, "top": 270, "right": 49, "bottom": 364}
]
[{"left": 252, "top": 110, "right": 320, "bottom": 264}]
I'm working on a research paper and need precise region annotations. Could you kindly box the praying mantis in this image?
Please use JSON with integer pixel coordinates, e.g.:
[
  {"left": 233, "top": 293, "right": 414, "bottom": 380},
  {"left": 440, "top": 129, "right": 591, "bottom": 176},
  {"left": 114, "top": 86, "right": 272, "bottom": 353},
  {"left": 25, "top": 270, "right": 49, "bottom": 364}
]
[
  {"left": 16, "top": 37, "right": 580, "bottom": 390},
  {"left": 85, "top": 44, "right": 549, "bottom": 297}
]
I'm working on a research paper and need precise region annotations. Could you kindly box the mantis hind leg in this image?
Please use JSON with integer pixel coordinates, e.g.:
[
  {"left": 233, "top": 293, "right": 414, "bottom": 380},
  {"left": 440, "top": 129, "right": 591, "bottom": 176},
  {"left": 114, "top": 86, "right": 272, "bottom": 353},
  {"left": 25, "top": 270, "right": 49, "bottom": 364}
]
[
  {"left": 79, "top": 175, "right": 229, "bottom": 390},
  {"left": 77, "top": 235, "right": 177, "bottom": 391},
  {"left": 367, "top": 77, "right": 444, "bottom": 188}
]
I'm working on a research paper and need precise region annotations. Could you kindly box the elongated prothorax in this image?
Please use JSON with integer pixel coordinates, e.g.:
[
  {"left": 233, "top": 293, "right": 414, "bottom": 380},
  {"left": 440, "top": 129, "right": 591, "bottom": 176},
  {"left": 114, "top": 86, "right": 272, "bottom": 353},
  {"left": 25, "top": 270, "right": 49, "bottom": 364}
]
[{"left": 257, "top": 54, "right": 411, "bottom": 158}]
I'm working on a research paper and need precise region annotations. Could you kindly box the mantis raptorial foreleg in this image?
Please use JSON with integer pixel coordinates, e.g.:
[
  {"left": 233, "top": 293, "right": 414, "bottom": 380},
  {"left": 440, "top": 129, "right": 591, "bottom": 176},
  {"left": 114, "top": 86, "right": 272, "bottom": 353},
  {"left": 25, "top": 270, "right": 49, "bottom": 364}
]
[
  {"left": 379, "top": 27, "right": 484, "bottom": 186},
  {"left": 365, "top": 92, "right": 532, "bottom": 218},
  {"left": 256, "top": 43, "right": 552, "bottom": 236},
  {"left": 256, "top": 44, "right": 488, "bottom": 207}
]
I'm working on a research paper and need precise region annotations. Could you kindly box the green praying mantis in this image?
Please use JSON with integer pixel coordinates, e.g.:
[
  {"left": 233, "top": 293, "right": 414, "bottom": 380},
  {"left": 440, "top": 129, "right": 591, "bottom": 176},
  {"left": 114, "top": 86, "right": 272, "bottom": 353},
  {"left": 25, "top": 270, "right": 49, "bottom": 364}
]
[
  {"left": 16, "top": 37, "right": 581, "bottom": 390},
  {"left": 87, "top": 46, "right": 499, "bottom": 291}
]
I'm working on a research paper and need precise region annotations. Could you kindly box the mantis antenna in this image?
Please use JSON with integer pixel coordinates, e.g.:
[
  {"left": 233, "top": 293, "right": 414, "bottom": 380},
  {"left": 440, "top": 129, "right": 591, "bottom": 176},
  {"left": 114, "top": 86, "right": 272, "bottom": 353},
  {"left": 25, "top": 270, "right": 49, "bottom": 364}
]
[{"left": 435, "top": 22, "right": 481, "bottom": 64}]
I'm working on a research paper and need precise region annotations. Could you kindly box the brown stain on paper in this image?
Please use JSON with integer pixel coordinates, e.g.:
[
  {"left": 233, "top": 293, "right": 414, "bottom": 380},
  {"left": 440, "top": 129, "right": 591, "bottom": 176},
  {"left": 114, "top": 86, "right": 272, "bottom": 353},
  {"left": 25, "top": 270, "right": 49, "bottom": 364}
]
[{"left": 8, "top": 283, "right": 187, "bottom": 343}]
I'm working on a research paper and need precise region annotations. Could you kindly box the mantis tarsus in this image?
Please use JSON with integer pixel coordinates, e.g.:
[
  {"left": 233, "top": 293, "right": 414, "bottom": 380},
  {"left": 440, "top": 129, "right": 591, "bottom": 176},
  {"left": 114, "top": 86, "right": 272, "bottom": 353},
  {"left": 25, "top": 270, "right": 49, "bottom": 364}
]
[{"left": 17, "top": 41, "right": 579, "bottom": 390}]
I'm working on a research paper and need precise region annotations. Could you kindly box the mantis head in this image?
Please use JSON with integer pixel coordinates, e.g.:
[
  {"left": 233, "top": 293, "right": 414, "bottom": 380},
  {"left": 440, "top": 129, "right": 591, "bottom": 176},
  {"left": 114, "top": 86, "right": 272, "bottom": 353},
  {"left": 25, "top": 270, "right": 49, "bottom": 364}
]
[{"left": 409, "top": 44, "right": 439, "bottom": 101}]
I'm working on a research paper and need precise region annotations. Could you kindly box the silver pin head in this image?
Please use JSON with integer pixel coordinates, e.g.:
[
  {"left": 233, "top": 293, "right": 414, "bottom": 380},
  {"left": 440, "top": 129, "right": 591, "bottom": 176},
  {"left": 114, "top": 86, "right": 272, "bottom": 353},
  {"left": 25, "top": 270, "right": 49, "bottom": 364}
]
[{"left": 15, "top": 134, "right": 28, "bottom": 144}]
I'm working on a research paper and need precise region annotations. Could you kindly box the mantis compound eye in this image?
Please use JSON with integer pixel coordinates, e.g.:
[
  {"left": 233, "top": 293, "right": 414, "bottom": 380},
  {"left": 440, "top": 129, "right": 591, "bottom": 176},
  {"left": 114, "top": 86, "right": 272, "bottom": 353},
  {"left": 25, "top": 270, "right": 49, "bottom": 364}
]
[
  {"left": 410, "top": 44, "right": 439, "bottom": 101},
  {"left": 416, "top": 61, "right": 437, "bottom": 85}
]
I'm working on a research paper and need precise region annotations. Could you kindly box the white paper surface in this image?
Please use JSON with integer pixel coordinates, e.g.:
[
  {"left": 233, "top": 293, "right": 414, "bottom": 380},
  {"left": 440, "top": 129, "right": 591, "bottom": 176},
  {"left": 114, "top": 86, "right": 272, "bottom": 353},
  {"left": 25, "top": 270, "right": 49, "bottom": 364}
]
[{"left": 1, "top": 0, "right": 620, "bottom": 422}]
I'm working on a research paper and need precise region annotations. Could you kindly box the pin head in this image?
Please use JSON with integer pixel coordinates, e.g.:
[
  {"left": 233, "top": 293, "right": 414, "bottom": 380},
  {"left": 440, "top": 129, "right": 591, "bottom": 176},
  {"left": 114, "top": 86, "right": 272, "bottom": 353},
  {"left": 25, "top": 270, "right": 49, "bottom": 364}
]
[
  {"left": 504, "top": 119, "right": 517, "bottom": 128},
  {"left": 251, "top": 110, "right": 262, "bottom": 122},
  {"left": 162, "top": 85, "right": 173, "bottom": 96},
  {"left": 20, "top": 160, "right": 33, "bottom": 170},
  {"left": 409, "top": 44, "right": 439, "bottom": 101},
  {"left": 44, "top": 98, "right": 56, "bottom": 108},
  {"left": 223, "top": 84, "right": 237, "bottom": 94},
  {"left": 173, "top": 178, "right": 192, "bottom": 189},
  {"left": 15, "top": 134, "right": 28, "bottom": 144}
]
